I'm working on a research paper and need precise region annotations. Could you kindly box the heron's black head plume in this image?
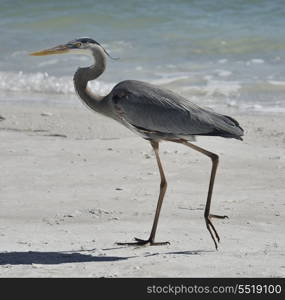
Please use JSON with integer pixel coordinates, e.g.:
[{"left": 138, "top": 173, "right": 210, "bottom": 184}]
[{"left": 68, "top": 37, "right": 119, "bottom": 60}]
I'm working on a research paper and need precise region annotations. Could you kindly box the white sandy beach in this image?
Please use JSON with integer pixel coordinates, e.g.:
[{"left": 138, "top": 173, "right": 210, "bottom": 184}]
[{"left": 0, "top": 101, "right": 284, "bottom": 277}]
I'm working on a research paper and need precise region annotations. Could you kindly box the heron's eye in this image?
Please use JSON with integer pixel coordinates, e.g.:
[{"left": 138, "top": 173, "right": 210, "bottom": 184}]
[{"left": 75, "top": 42, "right": 82, "bottom": 48}]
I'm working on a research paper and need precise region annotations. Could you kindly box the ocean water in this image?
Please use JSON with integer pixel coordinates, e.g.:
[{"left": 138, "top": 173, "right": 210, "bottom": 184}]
[{"left": 1, "top": 0, "right": 285, "bottom": 113}]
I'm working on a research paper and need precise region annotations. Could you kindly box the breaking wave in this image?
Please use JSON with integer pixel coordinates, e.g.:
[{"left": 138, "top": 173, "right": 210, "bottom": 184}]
[{"left": 0, "top": 71, "right": 114, "bottom": 95}]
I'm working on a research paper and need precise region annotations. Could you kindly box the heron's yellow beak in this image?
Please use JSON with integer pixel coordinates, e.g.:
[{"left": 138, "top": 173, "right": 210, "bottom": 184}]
[{"left": 29, "top": 44, "right": 70, "bottom": 56}]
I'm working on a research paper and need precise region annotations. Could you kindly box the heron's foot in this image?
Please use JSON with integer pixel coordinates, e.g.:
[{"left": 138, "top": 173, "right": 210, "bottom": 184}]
[
  {"left": 209, "top": 214, "right": 229, "bottom": 219},
  {"left": 205, "top": 215, "right": 225, "bottom": 250},
  {"left": 116, "top": 237, "right": 170, "bottom": 247}
]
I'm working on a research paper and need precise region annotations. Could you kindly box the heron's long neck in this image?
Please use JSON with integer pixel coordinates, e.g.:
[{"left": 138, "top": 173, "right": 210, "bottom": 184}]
[{"left": 73, "top": 47, "right": 107, "bottom": 114}]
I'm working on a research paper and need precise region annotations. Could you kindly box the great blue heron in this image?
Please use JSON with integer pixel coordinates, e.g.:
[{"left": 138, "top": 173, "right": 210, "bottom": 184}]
[{"left": 30, "top": 37, "right": 244, "bottom": 249}]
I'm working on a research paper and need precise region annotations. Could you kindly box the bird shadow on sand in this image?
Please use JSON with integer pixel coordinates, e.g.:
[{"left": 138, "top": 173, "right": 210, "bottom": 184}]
[{"left": 0, "top": 251, "right": 134, "bottom": 265}]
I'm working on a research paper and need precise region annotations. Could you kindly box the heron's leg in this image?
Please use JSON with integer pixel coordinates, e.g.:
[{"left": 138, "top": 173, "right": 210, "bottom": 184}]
[
  {"left": 147, "top": 140, "right": 169, "bottom": 243},
  {"left": 116, "top": 141, "right": 170, "bottom": 247},
  {"left": 174, "top": 139, "right": 228, "bottom": 250}
]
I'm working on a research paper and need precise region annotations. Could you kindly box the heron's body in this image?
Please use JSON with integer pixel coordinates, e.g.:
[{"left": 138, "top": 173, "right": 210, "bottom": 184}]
[
  {"left": 31, "top": 38, "right": 244, "bottom": 249},
  {"left": 107, "top": 80, "right": 243, "bottom": 141}
]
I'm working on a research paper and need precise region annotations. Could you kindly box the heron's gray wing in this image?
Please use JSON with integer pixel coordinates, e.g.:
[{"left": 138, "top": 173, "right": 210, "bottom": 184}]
[{"left": 111, "top": 80, "right": 243, "bottom": 139}]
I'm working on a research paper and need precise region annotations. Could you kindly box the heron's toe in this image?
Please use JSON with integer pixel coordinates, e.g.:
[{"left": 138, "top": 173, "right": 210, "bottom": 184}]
[{"left": 209, "top": 214, "right": 229, "bottom": 219}]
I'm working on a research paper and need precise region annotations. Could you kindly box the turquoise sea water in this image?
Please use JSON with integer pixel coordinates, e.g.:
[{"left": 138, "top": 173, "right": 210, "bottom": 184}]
[{"left": 1, "top": 0, "right": 285, "bottom": 113}]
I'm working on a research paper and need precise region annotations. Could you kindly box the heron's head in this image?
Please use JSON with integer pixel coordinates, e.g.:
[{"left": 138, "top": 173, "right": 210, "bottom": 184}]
[{"left": 30, "top": 37, "right": 112, "bottom": 58}]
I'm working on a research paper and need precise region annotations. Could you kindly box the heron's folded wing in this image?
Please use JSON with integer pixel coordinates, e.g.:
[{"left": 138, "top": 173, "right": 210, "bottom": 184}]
[{"left": 111, "top": 80, "right": 220, "bottom": 136}]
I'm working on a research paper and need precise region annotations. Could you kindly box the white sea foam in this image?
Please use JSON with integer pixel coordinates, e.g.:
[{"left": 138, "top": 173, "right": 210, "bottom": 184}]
[
  {"left": 240, "top": 103, "right": 285, "bottom": 114},
  {"left": 215, "top": 69, "right": 232, "bottom": 77},
  {"left": 203, "top": 80, "right": 241, "bottom": 97},
  {"left": 251, "top": 59, "right": 264, "bottom": 64},
  {"left": 0, "top": 71, "right": 113, "bottom": 95},
  {"left": 218, "top": 59, "right": 228, "bottom": 64},
  {"left": 203, "top": 75, "right": 213, "bottom": 81},
  {"left": 268, "top": 80, "right": 285, "bottom": 86},
  {"left": 246, "top": 58, "right": 265, "bottom": 66},
  {"left": 2, "top": 70, "right": 239, "bottom": 99},
  {"left": 152, "top": 75, "right": 189, "bottom": 85},
  {"left": 226, "top": 99, "right": 238, "bottom": 107}
]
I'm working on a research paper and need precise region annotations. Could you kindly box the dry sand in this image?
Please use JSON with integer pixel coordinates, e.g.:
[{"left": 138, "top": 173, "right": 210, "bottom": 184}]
[{"left": 0, "top": 101, "right": 284, "bottom": 277}]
